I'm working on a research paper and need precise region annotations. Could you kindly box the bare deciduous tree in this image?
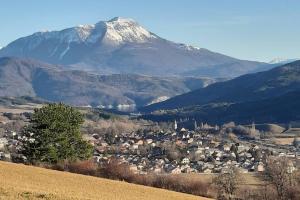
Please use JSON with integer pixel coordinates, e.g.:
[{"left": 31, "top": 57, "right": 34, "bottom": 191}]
[
  {"left": 213, "top": 165, "right": 241, "bottom": 200},
  {"left": 263, "top": 156, "right": 298, "bottom": 200}
]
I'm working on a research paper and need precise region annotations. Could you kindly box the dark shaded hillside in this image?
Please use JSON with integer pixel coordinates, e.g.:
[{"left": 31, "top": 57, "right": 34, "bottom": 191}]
[
  {"left": 142, "top": 60, "right": 300, "bottom": 112},
  {"left": 0, "top": 57, "right": 214, "bottom": 107},
  {"left": 141, "top": 91, "right": 300, "bottom": 124}
]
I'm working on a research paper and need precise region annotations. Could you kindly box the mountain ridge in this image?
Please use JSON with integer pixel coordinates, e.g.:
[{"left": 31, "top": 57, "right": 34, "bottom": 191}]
[
  {"left": 141, "top": 90, "right": 300, "bottom": 124},
  {"left": 0, "top": 57, "right": 216, "bottom": 107},
  {"left": 142, "top": 60, "right": 300, "bottom": 112}
]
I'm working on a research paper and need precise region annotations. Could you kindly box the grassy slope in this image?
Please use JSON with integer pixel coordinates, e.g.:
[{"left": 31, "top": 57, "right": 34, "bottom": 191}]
[{"left": 0, "top": 161, "right": 212, "bottom": 200}]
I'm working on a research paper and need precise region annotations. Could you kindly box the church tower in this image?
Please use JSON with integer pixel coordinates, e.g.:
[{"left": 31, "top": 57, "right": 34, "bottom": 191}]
[
  {"left": 174, "top": 120, "right": 178, "bottom": 130},
  {"left": 251, "top": 122, "right": 256, "bottom": 134}
]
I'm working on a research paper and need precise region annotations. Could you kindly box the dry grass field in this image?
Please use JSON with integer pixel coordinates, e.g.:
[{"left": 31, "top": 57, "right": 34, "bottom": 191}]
[
  {"left": 274, "top": 137, "right": 294, "bottom": 145},
  {"left": 0, "top": 104, "right": 41, "bottom": 114},
  {"left": 0, "top": 161, "right": 213, "bottom": 200}
]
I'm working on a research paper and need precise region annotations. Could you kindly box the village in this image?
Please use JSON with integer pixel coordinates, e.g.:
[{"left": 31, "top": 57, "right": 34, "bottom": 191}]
[
  {"left": 87, "top": 120, "right": 300, "bottom": 174},
  {"left": 0, "top": 108, "right": 299, "bottom": 175}
]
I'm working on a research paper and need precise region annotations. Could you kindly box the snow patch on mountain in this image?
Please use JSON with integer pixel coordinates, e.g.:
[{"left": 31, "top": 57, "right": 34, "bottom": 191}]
[
  {"left": 59, "top": 45, "right": 70, "bottom": 59},
  {"left": 75, "top": 25, "right": 95, "bottom": 41},
  {"left": 178, "top": 43, "right": 201, "bottom": 51},
  {"left": 148, "top": 96, "right": 170, "bottom": 105},
  {"left": 269, "top": 58, "right": 298, "bottom": 65}
]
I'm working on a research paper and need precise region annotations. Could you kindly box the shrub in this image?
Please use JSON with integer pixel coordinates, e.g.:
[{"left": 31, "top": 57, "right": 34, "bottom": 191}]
[
  {"left": 98, "top": 159, "right": 134, "bottom": 182},
  {"left": 48, "top": 158, "right": 212, "bottom": 198},
  {"left": 150, "top": 175, "right": 211, "bottom": 197},
  {"left": 67, "top": 160, "right": 97, "bottom": 176},
  {"left": 96, "top": 158, "right": 211, "bottom": 197}
]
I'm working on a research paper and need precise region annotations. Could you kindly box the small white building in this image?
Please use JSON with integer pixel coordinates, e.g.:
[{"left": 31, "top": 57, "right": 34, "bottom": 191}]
[{"left": 181, "top": 157, "right": 190, "bottom": 165}]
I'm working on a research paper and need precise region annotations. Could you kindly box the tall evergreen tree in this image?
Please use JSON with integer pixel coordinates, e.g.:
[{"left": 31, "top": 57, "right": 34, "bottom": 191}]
[{"left": 19, "top": 103, "right": 93, "bottom": 164}]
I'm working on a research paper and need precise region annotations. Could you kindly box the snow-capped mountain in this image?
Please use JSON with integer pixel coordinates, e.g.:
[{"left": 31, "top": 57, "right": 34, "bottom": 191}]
[
  {"left": 28, "top": 17, "right": 156, "bottom": 47},
  {"left": 0, "top": 17, "right": 268, "bottom": 77},
  {"left": 269, "top": 58, "right": 299, "bottom": 65}
]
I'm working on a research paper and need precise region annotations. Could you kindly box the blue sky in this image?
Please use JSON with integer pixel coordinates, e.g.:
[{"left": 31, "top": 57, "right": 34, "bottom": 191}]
[{"left": 0, "top": 0, "right": 299, "bottom": 62}]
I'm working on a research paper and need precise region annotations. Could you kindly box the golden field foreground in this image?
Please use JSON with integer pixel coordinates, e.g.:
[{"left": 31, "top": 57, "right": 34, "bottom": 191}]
[{"left": 0, "top": 161, "right": 212, "bottom": 200}]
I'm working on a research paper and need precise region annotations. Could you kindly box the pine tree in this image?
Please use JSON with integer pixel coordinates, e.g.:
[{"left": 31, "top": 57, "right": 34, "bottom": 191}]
[{"left": 19, "top": 103, "right": 93, "bottom": 164}]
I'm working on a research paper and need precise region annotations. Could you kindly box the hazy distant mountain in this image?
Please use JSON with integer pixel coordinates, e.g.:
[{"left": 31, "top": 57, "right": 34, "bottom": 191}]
[
  {"left": 0, "top": 17, "right": 269, "bottom": 78},
  {"left": 269, "top": 58, "right": 298, "bottom": 65},
  {"left": 0, "top": 57, "right": 215, "bottom": 107},
  {"left": 142, "top": 60, "right": 300, "bottom": 112}
]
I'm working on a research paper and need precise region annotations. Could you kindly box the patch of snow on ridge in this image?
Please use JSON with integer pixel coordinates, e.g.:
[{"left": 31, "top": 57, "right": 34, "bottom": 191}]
[
  {"left": 148, "top": 96, "right": 170, "bottom": 105},
  {"left": 178, "top": 43, "right": 201, "bottom": 51},
  {"left": 269, "top": 58, "right": 298, "bottom": 65},
  {"left": 32, "top": 25, "right": 97, "bottom": 44},
  {"left": 59, "top": 44, "right": 70, "bottom": 59},
  {"left": 75, "top": 25, "right": 95, "bottom": 41}
]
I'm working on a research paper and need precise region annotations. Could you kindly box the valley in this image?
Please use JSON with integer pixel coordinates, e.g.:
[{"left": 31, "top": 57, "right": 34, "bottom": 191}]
[{"left": 0, "top": 4, "right": 300, "bottom": 199}]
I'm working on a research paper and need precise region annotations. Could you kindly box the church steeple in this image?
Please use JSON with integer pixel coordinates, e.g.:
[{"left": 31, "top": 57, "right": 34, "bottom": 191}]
[
  {"left": 174, "top": 120, "right": 178, "bottom": 130},
  {"left": 251, "top": 122, "right": 256, "bottom": 133},
  {"left": 252, "top": 122, "right": 255, "bottom": 130}
]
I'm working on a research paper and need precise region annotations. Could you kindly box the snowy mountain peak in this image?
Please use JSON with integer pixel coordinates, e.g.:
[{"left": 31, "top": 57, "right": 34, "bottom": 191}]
[
  {"left": 102, "top": 17, "right": 156, "bottom": 44},
  {"left": 108, "top": 17, "right": 136, "bottom": 23},
  {"left": 28, "top": 17, "right": 156, "bottom": 46}
]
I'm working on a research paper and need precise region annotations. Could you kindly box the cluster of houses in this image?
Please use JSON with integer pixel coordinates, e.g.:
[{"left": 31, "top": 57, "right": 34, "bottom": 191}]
[
  {"left": 89, "top": 121, "right": 299, "bottom": 174},
  {"left": 0, "top": 117, "right": 299, "bottom": 174},
  {"left": 0, "top": 130, "right": 17, "bottom": 161}
]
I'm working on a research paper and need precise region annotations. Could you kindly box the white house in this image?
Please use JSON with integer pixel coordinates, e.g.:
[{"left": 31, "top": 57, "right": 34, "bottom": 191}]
[{"left": 181, "top": 157, "right": 190, "bottom": 164}]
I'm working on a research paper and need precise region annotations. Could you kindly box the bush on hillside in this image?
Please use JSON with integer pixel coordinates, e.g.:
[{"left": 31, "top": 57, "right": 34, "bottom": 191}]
[{"left": 53, "top": 158, "right": 212, "bottom": 198}]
